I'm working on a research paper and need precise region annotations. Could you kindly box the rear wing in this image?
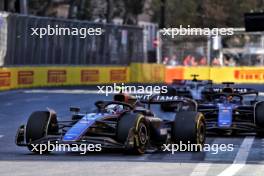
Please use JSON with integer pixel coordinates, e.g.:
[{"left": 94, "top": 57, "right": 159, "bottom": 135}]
[
  {"left": 212, "top": 87, "right": 258, "bottom": 96},
  {"left": 135, "top": 94, "right": 198, "bottom": 111},
  {"left": 170, "top": 74, "right": 212, "bottom": 86},
  {"left": 222, "top": 82, "right": 235, "bottom": 87}
]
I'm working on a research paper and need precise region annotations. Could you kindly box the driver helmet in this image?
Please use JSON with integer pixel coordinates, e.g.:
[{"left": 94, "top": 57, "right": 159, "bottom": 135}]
[
  {"left": 222, "top": 87, "right": 234, "bottom": 102},
  {"left": 227, "top": 95, "right": 233, "bottom": 102},
  {"left": 106, "top": 104, "right": 123, "bottom": 114}
]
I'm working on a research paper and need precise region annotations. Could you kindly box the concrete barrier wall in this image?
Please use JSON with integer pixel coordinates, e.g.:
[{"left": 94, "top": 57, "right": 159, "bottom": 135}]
[
  {"left": 1, "top": 65, "right": 263, "bottom": 90},
  {"left": 130, "top": 63, "right": 165, "bottom": 83},
  {"left": 0, "top": 66, "right": 129, "bottom": 90},
  {"left": 164, "top": 66, "right": 264, "bottom": 84}
]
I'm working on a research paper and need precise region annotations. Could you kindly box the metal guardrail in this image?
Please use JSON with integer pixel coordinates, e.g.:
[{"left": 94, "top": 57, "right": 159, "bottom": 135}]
[
  {"left": 157, "top": 27, "right": 264, "bottom": 66},
  {"left": 0, "top": 12, "right": 144, "bottom": 66}
]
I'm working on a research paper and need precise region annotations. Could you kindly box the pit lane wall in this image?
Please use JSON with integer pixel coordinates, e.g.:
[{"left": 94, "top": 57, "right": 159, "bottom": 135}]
[{"left": 0, "top": 65, "right": 264, "bottom": 90}]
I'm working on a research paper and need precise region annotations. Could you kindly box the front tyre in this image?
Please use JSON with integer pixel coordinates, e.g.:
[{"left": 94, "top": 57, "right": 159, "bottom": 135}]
[
  {"left": 117, "top": 113, "right": 149, "bottom": 154},
  {"left": 26, "top": 111, "right": 51, "bottom": 154}
]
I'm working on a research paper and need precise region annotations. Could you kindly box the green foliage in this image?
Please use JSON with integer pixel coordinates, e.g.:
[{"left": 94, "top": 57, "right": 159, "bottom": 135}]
[
  {"left": 76, "top": 0, "right": 92, "bottom": 20},
  {"left": 150, "top": 0, "right": 264, "bottom": 28},
  {"left": 123, "top": 0, "right": 145, "bottom": 24},
  {"left": 27, "top": 0, "right": 264, "bottom": 27}
]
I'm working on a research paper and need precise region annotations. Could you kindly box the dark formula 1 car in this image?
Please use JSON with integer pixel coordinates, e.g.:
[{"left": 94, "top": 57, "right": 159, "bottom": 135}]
[
  {"left": 161, "top": 74, "right": 213, "bottom": 111},
  {"left": 16, "top": 94, "right": 206, "bottom": 154},
  {"left": 198, "top": 84, "right": 264, "bottom": 136}
]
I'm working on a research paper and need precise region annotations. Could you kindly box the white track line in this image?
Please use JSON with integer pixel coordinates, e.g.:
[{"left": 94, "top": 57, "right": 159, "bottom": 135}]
[
  {"left": 135, "top": 153, "right": 151, "bottom": 161},
  {"left": 190, "top": 163, "right": 212, "bottom": 176},
  {"left": 189, "top": 138, "right": 219, "bottom": 176},
  {"left": 217, "top": 136, "right": 254, "bottom": 176},
  {"left": 0, "top": 135, "right": 4, "bottom": 138}
]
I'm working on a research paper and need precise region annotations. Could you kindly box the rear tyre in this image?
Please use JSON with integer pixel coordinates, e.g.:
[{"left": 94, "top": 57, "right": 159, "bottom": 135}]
[
  {"left": 255, "top": 101, "right": 264, "bottom": 128},
  {"left": 172, "top": 111, "right": 206, "bottom": 151},
  {"left": 25, "top": 111, "right": 50, "bottom": 154},
  {"left": 117, "top": 113, "right": 149, "bottom": 154},
  {"left": 256, "top": 131, "right": 264, "bottom": 137}
]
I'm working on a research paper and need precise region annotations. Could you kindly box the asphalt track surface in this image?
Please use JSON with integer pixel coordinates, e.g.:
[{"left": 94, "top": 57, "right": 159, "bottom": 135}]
[{"left": 0, "top": 87, "right": 264, "bottom": 176}]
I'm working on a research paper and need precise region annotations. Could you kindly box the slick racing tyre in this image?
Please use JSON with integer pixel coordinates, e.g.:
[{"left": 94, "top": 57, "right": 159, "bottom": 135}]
[
  {"left": 255, "top": 101, "right": 264, "bottom": 128},
  {"left": 26, "top": 111, "right": 51, "bottom": 154},
  {"left": 172, "top": 111, "right": 206, "bottom": 150},
  {"left": 256, "top": 131, "right": 264, "bottom": 137},
  {"left": 117, "top": 113, "right": 149, "bottom": 154}
]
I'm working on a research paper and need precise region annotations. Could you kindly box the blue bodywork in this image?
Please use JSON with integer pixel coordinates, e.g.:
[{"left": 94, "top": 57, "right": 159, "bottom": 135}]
[
  {"left": 63, "top": 113, "right": 109, "bottom": 141},
  {"left": 217, "top": 103, "right": 235, "bottom": 127},
  {"left": 197, "top": 86, "right": 261, "bottom": 133}
]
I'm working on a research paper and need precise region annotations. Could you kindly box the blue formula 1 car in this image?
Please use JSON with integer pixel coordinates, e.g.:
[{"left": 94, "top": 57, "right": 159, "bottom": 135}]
[
  {"left": 161, "top": 74, "right": 213, "bottom": 111},
  {"left": 198, "top": 84, "right": 264, "bottom": 136},
  {"left": 15, "top": 93, "right": 206, "bottom": 154}
]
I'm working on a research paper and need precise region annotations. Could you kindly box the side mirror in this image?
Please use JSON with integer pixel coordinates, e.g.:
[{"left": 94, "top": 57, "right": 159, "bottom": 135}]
[{"left": 70, "top": 107, "right": 80, "bottom": 113}]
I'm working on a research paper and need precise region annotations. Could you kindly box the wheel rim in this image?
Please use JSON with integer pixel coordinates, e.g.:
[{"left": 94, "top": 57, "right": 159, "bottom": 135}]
[
  {"left": 138, "top": 123, "right": 148, "bottom": 144},
  {"left": 197, "top": 122, "right": 205, "bottom": 144}
]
